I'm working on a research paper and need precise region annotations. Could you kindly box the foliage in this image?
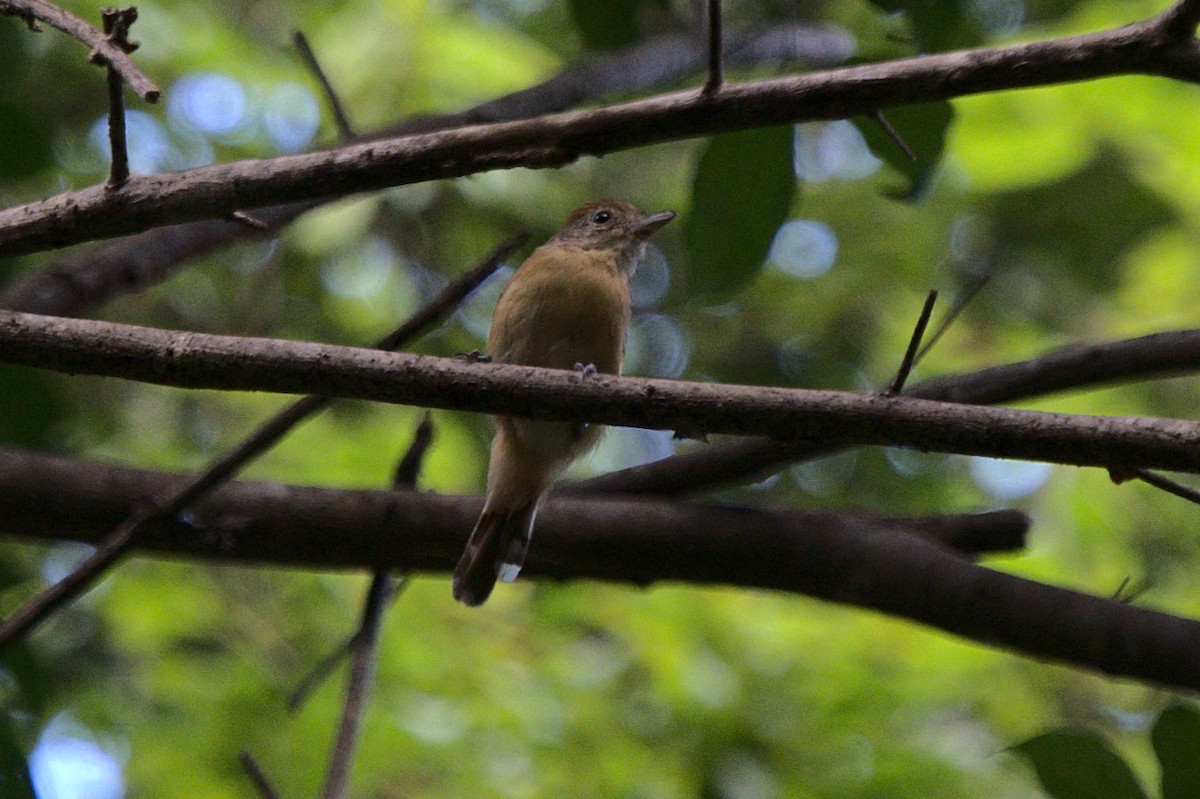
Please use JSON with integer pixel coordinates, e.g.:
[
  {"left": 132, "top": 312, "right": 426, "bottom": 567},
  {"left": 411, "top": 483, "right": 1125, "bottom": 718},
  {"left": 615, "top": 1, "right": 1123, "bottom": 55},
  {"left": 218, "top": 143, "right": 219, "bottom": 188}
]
[
  {"left": 1013, "top": 704, "right": 1200, "bottom": 799},
  {"left": 2, "top": 0, "right": 1200, "bottom": 797}
]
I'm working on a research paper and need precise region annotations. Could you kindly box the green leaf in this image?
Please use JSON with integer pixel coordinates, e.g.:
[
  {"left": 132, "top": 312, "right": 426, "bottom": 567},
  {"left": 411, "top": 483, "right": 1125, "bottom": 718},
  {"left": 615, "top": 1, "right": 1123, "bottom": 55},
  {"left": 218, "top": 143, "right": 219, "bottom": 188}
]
[
  {"left": 854, "top": 101, "right": 954, "bottom": 197},
  {"left": 1152, "top": 704, "right": 1200, "bottom": 799},
  {"left": 567, "top": 0, "right": 643, "bottom": 50},
  {"left": 1012, "top": 731, "right": 1147, "bottom": 799},
  {"left": 684, "top": 126, "right": 798, "bottom": 302},
  {"left": 984, "top": 152, "right": 1176, "bottom": 293}
]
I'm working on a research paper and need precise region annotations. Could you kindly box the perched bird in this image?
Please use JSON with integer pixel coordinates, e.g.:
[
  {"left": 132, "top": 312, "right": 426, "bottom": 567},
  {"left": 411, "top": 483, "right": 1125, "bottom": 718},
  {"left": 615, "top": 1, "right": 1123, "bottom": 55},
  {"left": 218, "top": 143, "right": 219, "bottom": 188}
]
[{"left": 452, "top": 199, "right": 676, "bottom": 606}]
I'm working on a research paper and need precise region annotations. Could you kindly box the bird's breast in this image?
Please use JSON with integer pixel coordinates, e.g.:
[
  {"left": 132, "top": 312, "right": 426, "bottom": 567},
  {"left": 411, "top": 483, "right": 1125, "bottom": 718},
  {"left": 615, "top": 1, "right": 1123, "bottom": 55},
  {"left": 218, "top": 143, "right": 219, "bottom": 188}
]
[{"left": 488, "top": 247, "right": 632, "bottom": 374}]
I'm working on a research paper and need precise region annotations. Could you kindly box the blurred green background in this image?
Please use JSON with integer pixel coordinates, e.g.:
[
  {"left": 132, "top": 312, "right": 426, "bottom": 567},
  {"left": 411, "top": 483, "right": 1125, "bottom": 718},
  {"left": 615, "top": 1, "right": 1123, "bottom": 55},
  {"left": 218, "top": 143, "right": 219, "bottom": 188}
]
[{"left": 3, "top": 0, "right": 1200, "bottom": 796}]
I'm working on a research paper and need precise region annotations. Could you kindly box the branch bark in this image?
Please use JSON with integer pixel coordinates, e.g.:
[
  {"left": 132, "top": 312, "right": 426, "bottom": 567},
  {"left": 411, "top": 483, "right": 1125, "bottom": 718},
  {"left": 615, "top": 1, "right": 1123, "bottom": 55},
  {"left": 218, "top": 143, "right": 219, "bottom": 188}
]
[
  {"left": 3, "top": 310, "right": 1200, "bottom": 473},
  {"left": 0, "top": 23, "right": 848, "bottom": 317},
  {"left": 2, "top": 11, "right": 1198, "bottom": 256},
  {"left": 0, "top": 0, "right": 158, "bottom": 101},
  {"left": 7, "top": 448, "right": 1200, "bottom": 693},
  {"left": 578, "top": 327, "right": 1200, "bottom": 495}
]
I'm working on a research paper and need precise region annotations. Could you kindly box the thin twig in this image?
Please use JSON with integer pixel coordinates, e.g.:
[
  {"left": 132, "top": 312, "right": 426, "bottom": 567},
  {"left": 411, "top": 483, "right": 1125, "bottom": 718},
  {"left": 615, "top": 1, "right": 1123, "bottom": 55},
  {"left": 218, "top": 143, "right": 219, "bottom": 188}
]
[
  {"left": 1116, "top": 467, "right": 1200, "bottom": 507},
  {"left": 703, "top": 0, "right": 723, "bottom": 94},
  {"left": 871, "top": 109, "right": 917, "bottom": 161},
  {"left": 287, "top": 578, "right": 412, "bottom": 711},
  {"left": 238, "top": 751, "right": 283, "bottom": 799},
  {"left": 0, "top": 235, "right": 522, "bottom": 649},
  {"left": 885, "top": 290, "right": 937, "bottom": 395},
  {"left": 916, "top": 272, "right": 991, "bottom": 364},
  {"left": 101, "top": 7, "right": 137, "bottom": 186},
  {"left": 293, "top": 417, "right": 431, "bottom": 712},
  {"left": 321, "top": 572, "right": 394, "bottom": 799},
  {"left": 0, "top": 0, "right": 158, "bottom": 100},
  {"left": 322, "top": 416, "right": 432, "bottom": 799},
  {"left": 393, "top": 412, "right": 434, "bottom": 487},
  {"left": 293, "top": 31, "right": 355, "bottom": 140}
]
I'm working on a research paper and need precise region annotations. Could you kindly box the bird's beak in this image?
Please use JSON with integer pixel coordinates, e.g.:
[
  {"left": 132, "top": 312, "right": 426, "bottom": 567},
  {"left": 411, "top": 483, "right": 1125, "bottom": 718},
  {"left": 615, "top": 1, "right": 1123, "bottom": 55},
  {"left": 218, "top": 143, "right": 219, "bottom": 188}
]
[{"left": 634, "top": 210, "right": 676, "bottom": 239}]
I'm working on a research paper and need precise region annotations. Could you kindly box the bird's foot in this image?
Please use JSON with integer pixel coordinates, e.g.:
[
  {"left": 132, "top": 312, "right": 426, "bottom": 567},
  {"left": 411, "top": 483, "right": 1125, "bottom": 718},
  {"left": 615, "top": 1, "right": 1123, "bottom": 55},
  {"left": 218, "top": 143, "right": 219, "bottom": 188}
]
[
  {"left": 574, "top": 362, "right": 598, "bottom": 378},
  {"left": 455, "top": 350, "right": 492, "bottom": 363}
]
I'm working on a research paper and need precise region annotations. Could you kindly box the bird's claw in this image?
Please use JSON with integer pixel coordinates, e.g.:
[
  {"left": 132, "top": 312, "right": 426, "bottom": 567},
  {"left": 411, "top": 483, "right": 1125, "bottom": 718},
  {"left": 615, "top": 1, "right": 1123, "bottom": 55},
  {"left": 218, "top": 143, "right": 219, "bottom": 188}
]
[
  {"left": 455, "top": 350, "right": 492, "bottom": 363},
  {"left": 574, "top": 362, "right": 598, "bottom": 377}
]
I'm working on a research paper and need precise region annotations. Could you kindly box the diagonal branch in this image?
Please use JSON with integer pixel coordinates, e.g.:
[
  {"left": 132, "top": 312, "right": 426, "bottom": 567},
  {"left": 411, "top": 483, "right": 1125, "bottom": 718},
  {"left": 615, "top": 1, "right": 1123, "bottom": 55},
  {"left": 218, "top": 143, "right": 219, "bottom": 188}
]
[
  {"left": 4, "top": 449, "right": 1200, "bottom": 694},
  {"left": 0, "top": 238, "right": 521, "bottom": 646},
  {"left": 0, "top": 23, "right": 849, "bottom": 318},
  {"left": 0, "top": 0, "right": 158, "bottom": 101},
  {"left": 578, "top": 327, "right": 1200, "bottom": 495},
  {"left": 2, "top": 10, "right": 1199, "bottom": 257},
  {"left": 3, "top": 310, "right": 1200, "bottom": 474}
]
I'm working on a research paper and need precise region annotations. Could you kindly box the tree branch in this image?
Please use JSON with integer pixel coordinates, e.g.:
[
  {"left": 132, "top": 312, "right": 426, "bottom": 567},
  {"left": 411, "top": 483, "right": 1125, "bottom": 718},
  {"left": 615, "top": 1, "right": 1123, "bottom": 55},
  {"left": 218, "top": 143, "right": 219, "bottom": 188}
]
[
  {"left": 2, "top": 12, "right": 1198, "bottom": 257},
  {"left": 3, "top": 310, "right": 1200, "bottom": 473},
  {"left": 1159, "top": 0, "right": 1200, "bottom": 41},
  {"left": 0, "top": 23, "right": 848, "bottom": 317},
  {"left": 0, "top": 0, "right": 158, "bottom": 101},
  {"left": 578, "top": 327, "right": 1200, "bottom": 495},
  {"left": 101, "top": 6, "right": 138, "bottom": 187},
  {"left": 5, "top": 448, "right": 1200, "bottom": 693},
  {"left": 322, "top": 419, "right": 429, "bottom": 799},
  {"left": 0, "top": 238, "right": 521, "bottom": 646}
]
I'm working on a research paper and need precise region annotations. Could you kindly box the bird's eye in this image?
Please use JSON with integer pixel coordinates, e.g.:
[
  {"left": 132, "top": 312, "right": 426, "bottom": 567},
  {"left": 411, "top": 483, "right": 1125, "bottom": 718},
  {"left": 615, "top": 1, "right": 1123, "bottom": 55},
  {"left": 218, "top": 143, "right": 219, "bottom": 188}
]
[{"left": 591, "top": 210, "right": 612, "bottom": 225}]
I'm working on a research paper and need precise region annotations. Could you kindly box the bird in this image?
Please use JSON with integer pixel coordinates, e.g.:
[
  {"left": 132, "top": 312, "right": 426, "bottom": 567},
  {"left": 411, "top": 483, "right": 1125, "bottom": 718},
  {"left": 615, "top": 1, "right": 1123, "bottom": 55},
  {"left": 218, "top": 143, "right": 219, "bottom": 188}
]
[{"left": 452, "top": 199, "right": 676, "bottom": 606}]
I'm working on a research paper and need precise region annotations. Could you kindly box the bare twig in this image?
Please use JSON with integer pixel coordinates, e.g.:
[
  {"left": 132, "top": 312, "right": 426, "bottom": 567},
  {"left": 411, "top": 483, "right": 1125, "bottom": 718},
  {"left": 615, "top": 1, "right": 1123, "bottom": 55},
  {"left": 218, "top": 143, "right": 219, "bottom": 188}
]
[
  {"left": 293, "top": 31, "right": 355, "bottom": 140},
  {"left": 288, "top": 578, "right": 411, "bottom": 711},
  {"left": 885, "top": 290, "right": 937, "bottom": 395},
  {"left": 294, "top": 417, "right": 430, "bottom": 714},
  {"left": 393, "top": 412, "right": 434, "bottom": 487},
  {"left": 101, "top": 7, "right": 138, "bottom": 186},
  {"left": 1111, "top": 467, "right": 1200, "bottom": 507},
  {"left": 871, "top": 109, "right": 917, "bottom": 161},
  {"left": 3, "top": 10, "right": 1200, "bottom": 256},
  {"left": 238, "top": 751, "right": 283, "bottom": 799},
  {"left": 703, "top": 0, "right": 723, "bottom": 94},
  {"left": 321, "top": 571, "right": 393, "bottom": 799},
  {"left": 0, "top": 0, "right": 158, "bottom": 101},
  {"left": 0, "top": 236, "right": 522, "bottom": 648},
  {"left": 916, "top": 272, "right": 990, "bottom": 364}
]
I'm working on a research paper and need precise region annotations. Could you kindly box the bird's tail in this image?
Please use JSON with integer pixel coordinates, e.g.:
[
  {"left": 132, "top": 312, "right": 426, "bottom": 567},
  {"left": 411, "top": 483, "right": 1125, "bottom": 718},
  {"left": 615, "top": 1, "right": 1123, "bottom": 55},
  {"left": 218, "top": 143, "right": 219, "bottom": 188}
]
[{"left": 452, "top": 502, "right": 538, "bottom": 606}]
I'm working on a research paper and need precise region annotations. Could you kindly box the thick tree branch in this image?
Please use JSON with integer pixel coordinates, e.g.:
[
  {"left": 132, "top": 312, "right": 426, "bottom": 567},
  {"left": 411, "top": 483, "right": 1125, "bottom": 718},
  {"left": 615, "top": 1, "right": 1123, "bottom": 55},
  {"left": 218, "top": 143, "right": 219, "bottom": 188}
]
[
  {"left": 579, "top": 327, "right": 1200, "bottom": 495},
  {"left": 4, "top": 449, "right": 1200, "bottom": 693},
  {"left": 0, "top": 0, "right": 158, "bottom": 101},
  {"left": 0, "top": 23, "right": 848, "bottom": 317},
  {"left": 1159, "top": 0, "right": 1200, "bottom": 41},
  {"left": 0, "top": 448, "right": 1027, "bottom": 556},
  {"left": 3, "top": 311, "right": 1200, "bottom": 474},
  {"left": 1, "top": 12, "right": 1198, "bottom": 257}
]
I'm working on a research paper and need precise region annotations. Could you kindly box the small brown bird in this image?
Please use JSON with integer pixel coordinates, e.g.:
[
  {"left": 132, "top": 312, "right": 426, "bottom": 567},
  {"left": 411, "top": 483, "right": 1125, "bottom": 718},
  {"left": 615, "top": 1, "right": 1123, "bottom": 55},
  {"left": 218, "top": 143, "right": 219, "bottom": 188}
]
[{"left": 452, "top": 200, "right": 676, "bottom": 606}]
